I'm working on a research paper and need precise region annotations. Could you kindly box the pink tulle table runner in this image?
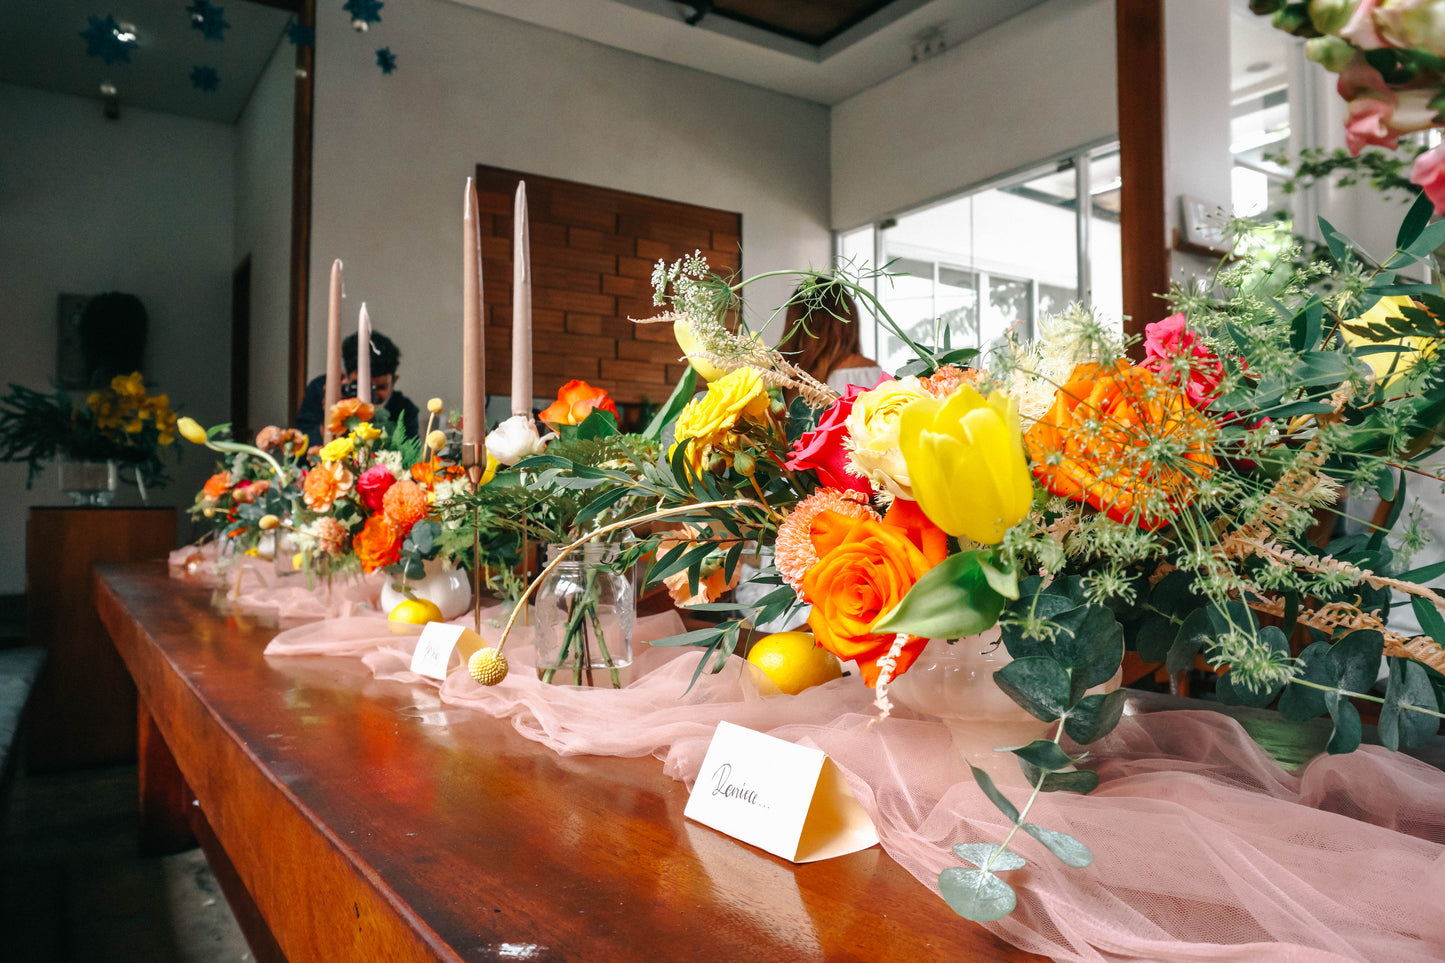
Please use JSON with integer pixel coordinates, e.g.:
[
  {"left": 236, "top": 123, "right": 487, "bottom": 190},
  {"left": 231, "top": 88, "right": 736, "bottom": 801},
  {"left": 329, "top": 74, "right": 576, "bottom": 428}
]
[{"left": 208, "top": 557, "right": 1445, "bottom": 962}]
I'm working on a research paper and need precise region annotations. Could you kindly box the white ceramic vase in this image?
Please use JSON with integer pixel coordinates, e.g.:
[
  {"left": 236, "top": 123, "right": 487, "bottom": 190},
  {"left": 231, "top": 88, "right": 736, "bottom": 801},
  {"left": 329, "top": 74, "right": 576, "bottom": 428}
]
[{"left": 379, "top": 558, "right": 473, "bottom": 620}]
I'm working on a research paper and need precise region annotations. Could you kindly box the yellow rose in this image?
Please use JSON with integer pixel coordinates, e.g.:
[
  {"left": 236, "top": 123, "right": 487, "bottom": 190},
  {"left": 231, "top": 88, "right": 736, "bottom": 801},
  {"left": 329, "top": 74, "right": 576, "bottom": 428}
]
[
  {"left": 177, "top": 416, "right": 208, "bottom": 445},
  {"left": 318, "top": 436, "right": 354, "bottom": 462},
  {"left": 898, "top": 386, "right": 1032, "bottom": 544},
  {"left": 670, "top": 367, "right": 771, "bottom": 471},
  {"left": 351, "top": 421, "right": 382, "bottom": 444},
  {"left": 1343, "top": 295, "right": 1437, "bottom": 390},
  {"left": 845, "top": 377, "right": 930, "bottom": 499}
]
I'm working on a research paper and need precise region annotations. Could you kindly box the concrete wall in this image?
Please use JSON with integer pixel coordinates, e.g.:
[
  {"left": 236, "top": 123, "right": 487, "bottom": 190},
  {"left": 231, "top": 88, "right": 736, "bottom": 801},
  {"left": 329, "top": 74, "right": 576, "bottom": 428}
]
[
  {"left": 0, "top": 82, "right": 236, "bottom": 595},
  {"left": 304, "top": 0, "right": 833, "bottom": 409}
]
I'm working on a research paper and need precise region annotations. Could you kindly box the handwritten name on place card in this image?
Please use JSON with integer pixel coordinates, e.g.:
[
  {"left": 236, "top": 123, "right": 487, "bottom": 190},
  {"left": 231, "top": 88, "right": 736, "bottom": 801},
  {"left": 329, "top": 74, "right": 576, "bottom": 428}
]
[
  {"left": 409, "top": 622, "right": 485, "bottom": 681},
  {"left": 684, "top": 721, "right": 878, "bottom": 863}
]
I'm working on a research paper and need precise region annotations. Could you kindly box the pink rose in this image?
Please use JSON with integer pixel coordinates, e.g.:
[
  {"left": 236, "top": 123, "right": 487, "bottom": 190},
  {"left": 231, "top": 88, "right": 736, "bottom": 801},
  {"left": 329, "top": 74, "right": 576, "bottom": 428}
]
[
  {"left": 1411, "top": 142, "right": 1445, "bottom": 214},
  {"left": 356, "top": 465, "right": 396, "bottom": 513},
  {"left": 785, "top": 384, "right": 873, "bottom": 496},
  {"left": 1345, "top": 94, "right": 1400, "bottom": 153},
  {"left": 1140, "top": 313, "right": 1225, "bottom": 408},
  {"left": 1339, "top": 0, "right": 1387, "bottom": 50}
]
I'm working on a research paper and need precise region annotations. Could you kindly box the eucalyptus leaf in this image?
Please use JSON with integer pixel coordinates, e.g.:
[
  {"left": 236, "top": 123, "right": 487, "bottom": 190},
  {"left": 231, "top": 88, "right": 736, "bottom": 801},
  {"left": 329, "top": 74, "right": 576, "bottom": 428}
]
[
  {"left": 1021, "top": 824, "right": 1093, "bottom": 868},
  {"left": 1380, "top": 657, "right": 1441, "bottom": 750},
  {"left": 938, "top": 867, "right": 1017, "bottom": 923},
  {"left": 968, "top": 765, "right": 1020, "bottom": 824},
  {"left": 1132, "top": 612, "right": 1175, "bottom": 664},
  {"left": 1016, "top": 760, "right": 1100, "bottom": 794},
  {"left": 1063, "top": 689, "right": 1127, "bottom": 744},
  {"left": 1325, "top": 692, "right": 1363, "bottom": 754},
  {"left": 1279, "top": 640, "right": 1332, "bottom": 722},
  {"left": 994, "top": 657, "right": 1071, "bottom": 723},
  {"left": 1328, "top": 629, "right": 1384, "bottom": 694},
  {"left": 1011, "top": 739, "right": 1073, "bottom": 772},
  {"left": 1054, "top": 603, "right": 1123, "bottom": 695},
  {"left": 1167, "top": 606, "right": 1212, "bottom": 675},
  {"left": 952, "top": 842, "right": 1025, "bottom": 872}
]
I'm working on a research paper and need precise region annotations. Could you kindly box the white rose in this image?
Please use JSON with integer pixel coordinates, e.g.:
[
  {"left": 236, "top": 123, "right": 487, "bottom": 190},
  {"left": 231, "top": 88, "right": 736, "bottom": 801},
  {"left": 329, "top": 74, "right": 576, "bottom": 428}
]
[{"left": 485, "top": 415, "right": 551, "bottom": 466}]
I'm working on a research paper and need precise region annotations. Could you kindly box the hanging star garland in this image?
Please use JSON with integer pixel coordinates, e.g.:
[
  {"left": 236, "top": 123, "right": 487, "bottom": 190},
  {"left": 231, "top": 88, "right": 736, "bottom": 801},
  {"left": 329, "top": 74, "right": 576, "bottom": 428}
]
[
  {"left": 287, "top": 22, "right": 315, "bottom": 47},
  {"left": 190, "top": 65, "right": 220, "bottom": 91},
  {"left": 375, "top": 47, "right": 397, "bottom": 74},
  {"left": 343, "top": 0, "right": 384, "bottom": 30},
  {"left": 79, "top": 14, "right": 137, "bottom": 65},
  {"left": 186, "top": 1, "right": 229, "bottom": 41}
]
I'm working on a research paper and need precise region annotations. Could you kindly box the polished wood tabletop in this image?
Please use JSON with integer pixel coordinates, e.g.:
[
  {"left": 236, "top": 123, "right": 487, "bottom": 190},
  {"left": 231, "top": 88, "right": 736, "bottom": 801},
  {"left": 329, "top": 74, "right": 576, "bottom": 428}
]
[{"left": 95, "top": 562, "right": 1042, "bottom": 962}]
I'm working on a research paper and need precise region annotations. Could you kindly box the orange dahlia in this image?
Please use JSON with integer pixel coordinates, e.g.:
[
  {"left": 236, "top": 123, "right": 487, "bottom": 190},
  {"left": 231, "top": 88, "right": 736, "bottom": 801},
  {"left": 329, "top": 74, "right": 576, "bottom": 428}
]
[
  {"left": 353, "top": 514, "right": 402, "bottom": 572},
  {"left": 326, "top": 398, "right": 376, "bottom": 437},
  {"left": 382, "top": 479, "right": 430, "bottom": 534}
]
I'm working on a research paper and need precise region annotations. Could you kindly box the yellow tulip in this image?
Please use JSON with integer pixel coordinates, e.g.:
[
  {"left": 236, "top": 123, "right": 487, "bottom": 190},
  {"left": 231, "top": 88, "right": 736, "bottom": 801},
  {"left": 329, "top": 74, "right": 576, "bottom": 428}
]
[
  {"left": 673, "top": 316, "right": 727, "bottom": 382},
  {"left": 177, "top": 416, "right": 208, "bottom": 445},
  {"left": 897, "top": 385, "right": 1032, "bottom": 544}
]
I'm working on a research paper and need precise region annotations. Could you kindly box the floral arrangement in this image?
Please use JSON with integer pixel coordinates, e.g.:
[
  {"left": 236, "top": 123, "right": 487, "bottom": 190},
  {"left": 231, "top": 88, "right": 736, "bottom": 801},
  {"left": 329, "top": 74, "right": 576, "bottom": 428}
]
[
  {"left": 0, "top": 371, "right": 180, "bottom": 489},
  {"left": 1253, "top": 0, "right": 1445, "bottom": 210},
  {"left": 472, "top": 204, "right": 1445, "bottom": 921}
]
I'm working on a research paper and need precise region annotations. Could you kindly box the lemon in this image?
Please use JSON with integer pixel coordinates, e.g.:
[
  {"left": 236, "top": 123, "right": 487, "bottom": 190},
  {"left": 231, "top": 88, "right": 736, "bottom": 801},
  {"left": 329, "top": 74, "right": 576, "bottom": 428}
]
[
  {"left": 388, "top": 597, "right": 445, "bottom": 625},
  {"left": 746, "top": 631, "right": 842, "bottom": 695}
]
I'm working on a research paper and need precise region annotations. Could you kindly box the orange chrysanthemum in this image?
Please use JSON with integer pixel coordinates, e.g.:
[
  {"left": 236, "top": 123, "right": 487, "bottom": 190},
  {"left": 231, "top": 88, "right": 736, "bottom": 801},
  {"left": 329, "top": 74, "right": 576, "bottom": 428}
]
[
  {"left": 326, "top": 398, "right": 376, "bottom": 437},
  {"left": 1024, "top": 360, "right": 1217, "bottom": 530},
  {"left": 774, "top": 488, "right": 880, "bottom": 588},
  {"left": 382, "top": 479, "right": 430, "bottom": 534},
  {"left": 314, "top": 516, "right": 350, "bottom": 556},
  {"left": 353, "top": 514, "right": 402, "bottom": 573},
  {"left": 201, "top": 470, "right": 232, "bottom": 502},
  {"left": 410, "top": 456, "right": 464, "bottom": 487},
  {"left": 302, "top": 461, "right": 354, "bottom": 512}
]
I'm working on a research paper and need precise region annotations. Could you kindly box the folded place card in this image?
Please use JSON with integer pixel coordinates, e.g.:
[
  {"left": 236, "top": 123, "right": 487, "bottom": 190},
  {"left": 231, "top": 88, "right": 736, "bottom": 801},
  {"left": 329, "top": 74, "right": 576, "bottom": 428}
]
[
  {"left": 409, "top": 622, "right": 485, "bottom": 681},
  {"left": 684, "top": 721, "right": 878, "bottom": 863}
]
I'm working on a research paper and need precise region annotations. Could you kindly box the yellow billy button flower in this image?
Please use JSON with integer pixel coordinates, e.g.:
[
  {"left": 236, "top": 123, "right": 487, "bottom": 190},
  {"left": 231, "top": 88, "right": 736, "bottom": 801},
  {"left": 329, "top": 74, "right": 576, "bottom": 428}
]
[
  {"left": 427, "top": 397, "right": 444, "bottom": 414},
  {"left": 318, "top": 436, "right": 354, "bottom": 462},
  {"left": 897, "top": 385, "right": 1032, "bottom": 544},
  {"left": 177, "top": 416, "right": 208, "bottom": 445}
]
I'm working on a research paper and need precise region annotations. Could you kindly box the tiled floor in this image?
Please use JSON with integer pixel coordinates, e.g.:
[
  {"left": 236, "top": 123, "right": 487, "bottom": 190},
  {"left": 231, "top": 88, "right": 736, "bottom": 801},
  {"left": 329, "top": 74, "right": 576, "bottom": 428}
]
[{"left": 1, "top": 764, "right": 253, "bottom": 962}]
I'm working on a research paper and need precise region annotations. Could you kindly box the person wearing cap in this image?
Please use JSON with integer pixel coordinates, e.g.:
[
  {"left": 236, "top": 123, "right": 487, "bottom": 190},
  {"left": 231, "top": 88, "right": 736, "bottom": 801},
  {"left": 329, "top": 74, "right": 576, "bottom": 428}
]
[{"left": 295, "top": 330, "right": 421, "bottom": 442}]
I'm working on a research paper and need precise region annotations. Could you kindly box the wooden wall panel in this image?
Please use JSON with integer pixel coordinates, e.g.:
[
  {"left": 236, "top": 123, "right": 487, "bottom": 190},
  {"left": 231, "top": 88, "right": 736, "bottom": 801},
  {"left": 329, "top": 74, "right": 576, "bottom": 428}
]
[{"left": 474, "top": 165, "right": 742, "bottom": 411}]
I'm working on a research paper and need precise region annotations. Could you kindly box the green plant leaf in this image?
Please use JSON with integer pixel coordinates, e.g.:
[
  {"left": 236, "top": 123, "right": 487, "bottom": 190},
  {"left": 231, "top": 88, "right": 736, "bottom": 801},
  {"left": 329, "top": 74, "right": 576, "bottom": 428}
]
[
  {"left": 1063, "top": 688, "right": 1127, "bottom": 744},
  {"left": 873, "top": 550, "right": 1008, "bottom": 639},
  {"left": 1325, "top": 692, "right": 1363, "bottom": 754},
  {"left": 1380, "top": 656, "right": 1441, "bottom": 750},
  {"left": 1404, "top": 218, "right": 1445, "bottom": 259},
  {"left": 1318, "top": 215, "right": 1352, "bottom": 264},
  {"left": 1011, "top": 739, "right": 1072, "bottom": 772},
  {"left": 1131, "top": 612, "right": 1175, "bottom": 664},
  {"left": 938, "top": 867, "right": 1016, "bottom": 922},
  {"left": 1167, "top": 606, "right": 1212, "bottom": 674},
  {"left": 952, "top": 842, "right": 1025, "bottom": 872},
  {"left": 1279, "top": 640, "right": 1332, "bottom": 722},
  {"left": 1395, "top": 189, "right": 1435, "bottom": 250},
  {"left": 1328, "top": 629, "right": 1384, "bottom": 694},
  {"left": 1412, "top": 594, "right": 1445, "bottom": 644},
  {"left": 993, "top": 657, "right": 1071, "bottom": 723},
  {"left": 642, "top": 366, "right": 697, "bottom": 442},
  {"left": 968, "top": 764, "right": 1020, "bottom": 824},
  {"left": 1016, "top": 760, "right": 1100, "bottom": 794},
  {"left": 1055, "top": 603, "right": 1123, "bottom": 695},
  {"left": 1021, "top": 824, "right": 1093, "bottom": 868},
  {"left": 573, "top": 407, "right": 620, "bottom": 440}
]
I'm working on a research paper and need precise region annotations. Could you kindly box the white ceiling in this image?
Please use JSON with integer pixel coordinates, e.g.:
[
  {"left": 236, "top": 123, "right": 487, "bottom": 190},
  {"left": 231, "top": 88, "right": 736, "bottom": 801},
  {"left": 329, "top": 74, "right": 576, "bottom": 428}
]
[
  {"left": 0, "top": 0, "right": 293, "bottom": 124},
  {"left": 448, "top": 0, "right": 1053, "bottom": 105}
]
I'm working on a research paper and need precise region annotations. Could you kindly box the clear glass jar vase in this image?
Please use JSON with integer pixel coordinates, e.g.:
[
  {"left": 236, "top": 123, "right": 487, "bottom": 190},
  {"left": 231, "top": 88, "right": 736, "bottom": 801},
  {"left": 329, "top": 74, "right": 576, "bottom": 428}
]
[
  {"left": 534, "top": 542, "right": 634, "bottom": 688},
  {"left": 58, "top": 458, "right": 117, "bottom": 507}
]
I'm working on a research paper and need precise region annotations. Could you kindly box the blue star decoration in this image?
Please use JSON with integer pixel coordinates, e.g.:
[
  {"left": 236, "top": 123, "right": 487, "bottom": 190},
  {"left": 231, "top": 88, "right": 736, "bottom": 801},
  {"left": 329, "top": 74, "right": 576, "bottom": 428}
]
[
  {"left": 79, "top": 14, "right": 137, "bottom": 65},
  {"left": 190, "top": 66, "right": 220, "bottom": 91},
  {"left": 375, "top": 47, "right": 397, "bottom": 74},
  {"left": 287, "top": 22, "right": 315, "bottom": 47},
  {"left": 343, "top": 0, "right": 384, "bottom": 29},
  {"left": 188, "top": 1, "right": 230, "bottom": 41}
]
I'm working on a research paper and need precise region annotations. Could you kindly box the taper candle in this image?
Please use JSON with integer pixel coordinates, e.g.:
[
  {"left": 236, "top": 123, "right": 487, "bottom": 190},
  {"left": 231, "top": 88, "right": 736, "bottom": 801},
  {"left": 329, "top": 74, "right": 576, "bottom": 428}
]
[
  {"left": 357, "top": 302, "right": 372, "bottom": 404},
  {"left": 511, "top": 180, "right": 533, "bottom": 418},
  {"left": 463, "top": 178, "right": 486, "bottom": 448},
  {"left": 324, "top": 259, "right": 343, "bottom": 439}
]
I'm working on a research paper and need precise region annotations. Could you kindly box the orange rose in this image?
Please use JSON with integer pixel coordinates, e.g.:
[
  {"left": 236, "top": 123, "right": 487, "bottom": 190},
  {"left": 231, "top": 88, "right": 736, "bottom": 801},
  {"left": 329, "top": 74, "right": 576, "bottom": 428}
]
[
  {"left": 1024, "top": 361, "right": 1216, "bottom": 530},
  {"left": 353, "top": 514, "right": 402, "bottom": 572},
  {"left": 539, "top": 379, "right": 618, "bottom": 427},
  {"left": 201, "top": 470, "right": 232, "bottom": 501},
  {"left": 302, "top": 461, "right": 354, "bottom": 512},
  {"left": 381, "top": 479, "right": 430, "bottom": 534},
  {"left": 800, "top": 500, "right": 947, "bottom": 687},
  {"left": 410, "top": 456, "right": 463, "bottom": 487},
  {"left": 325, "top": 398, "right": 376, "bottom": 437}
]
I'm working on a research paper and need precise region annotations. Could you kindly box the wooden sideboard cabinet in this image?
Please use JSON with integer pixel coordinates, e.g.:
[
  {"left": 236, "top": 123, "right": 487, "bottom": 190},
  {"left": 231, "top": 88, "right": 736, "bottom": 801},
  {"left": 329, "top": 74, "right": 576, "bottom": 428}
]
[{"left": 26, "top": 507, "right": 176, "bottom": 770}]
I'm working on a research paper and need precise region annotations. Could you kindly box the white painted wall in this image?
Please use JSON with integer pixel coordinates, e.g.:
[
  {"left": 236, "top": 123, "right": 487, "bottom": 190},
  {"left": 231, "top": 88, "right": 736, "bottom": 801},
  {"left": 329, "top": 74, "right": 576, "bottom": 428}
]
[
  {"left": 234, "top": 35, "right": 297, "bottom": 433},
  {"left": 0, "top": 82, "right": 236, "bottom": 595},
  {"left": 830, "top": 0, "right": 1117, "bottom": 231},
  {"left": 304, "top": 0, "right": 832, "bottom": 406}
]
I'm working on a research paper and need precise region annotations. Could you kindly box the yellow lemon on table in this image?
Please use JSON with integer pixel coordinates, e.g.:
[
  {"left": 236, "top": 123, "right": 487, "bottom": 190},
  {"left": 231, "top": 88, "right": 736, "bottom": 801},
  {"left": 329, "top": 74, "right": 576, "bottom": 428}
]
[
  {"left": 746, "top": 631, "right": 842, "bottom": 695},
  {"left": 388, "top": 597, "right": 445, "bottom": 626}
]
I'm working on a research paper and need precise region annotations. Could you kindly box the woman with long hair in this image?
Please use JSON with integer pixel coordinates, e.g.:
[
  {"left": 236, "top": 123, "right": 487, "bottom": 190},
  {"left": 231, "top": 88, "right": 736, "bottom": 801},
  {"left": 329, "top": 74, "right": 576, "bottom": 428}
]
[{"left": 775, "top": 282, "right": 884, "bottom": 392}]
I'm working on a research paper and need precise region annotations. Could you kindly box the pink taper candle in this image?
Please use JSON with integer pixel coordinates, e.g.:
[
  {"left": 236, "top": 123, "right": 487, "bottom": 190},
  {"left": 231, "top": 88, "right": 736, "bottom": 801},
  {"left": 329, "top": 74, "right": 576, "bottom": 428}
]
[
  {"left": 356, "top": 303, "right": 372, "bottom": 404},
  {"left": 324, "top": 259, "right": 343, "bottom": 440},
  {"left": 462, "top": 178, "right": 486, "bottom": 449},
  {"left": 511, "top": 181, "right": 533, "bottom": 418}
]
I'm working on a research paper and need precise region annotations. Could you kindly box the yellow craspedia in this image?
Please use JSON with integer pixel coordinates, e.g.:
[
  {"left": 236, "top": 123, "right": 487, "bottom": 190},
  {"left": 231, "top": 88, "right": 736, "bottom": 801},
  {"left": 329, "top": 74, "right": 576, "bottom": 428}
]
[
  {"left": 177, "top": 416, "right": 208, "bottom": 445},
  {"left": 318, "top": 436, "right": 353, "bottom": 462},
  {"left": 745, "top": 631, "right": 842, "bottom": 695},
  {"left": 427, "top": 397, "right": 444, "bottom": 414},
  {"left": 468, "top": 647, "right": 509, "bottom": 686},
  {"left": 258, "top": 514, "right": 281, "bottom": 531},
  {"left": 426, "top": 430, "right": 447, "bottom": 451}
]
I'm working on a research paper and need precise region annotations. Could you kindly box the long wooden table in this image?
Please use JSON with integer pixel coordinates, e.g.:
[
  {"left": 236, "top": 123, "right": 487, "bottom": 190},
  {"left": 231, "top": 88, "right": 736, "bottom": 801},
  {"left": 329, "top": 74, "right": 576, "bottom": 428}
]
[{"left": 96, "top": 562, "right": 1045, "bottom": 962}]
